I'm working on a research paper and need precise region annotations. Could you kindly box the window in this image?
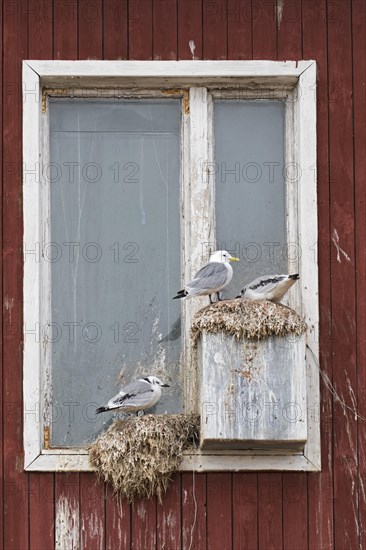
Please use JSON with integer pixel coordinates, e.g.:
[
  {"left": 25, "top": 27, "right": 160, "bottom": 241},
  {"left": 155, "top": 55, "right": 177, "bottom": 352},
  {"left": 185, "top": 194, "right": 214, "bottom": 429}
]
[{"left": 23, "top": 61, "right": 320, "bottom": 471}]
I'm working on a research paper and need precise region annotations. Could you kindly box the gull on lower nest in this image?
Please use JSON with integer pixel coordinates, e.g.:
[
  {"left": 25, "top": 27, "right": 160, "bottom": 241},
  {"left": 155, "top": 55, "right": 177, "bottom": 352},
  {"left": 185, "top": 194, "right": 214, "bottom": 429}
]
[
  {"left": 236, "top": 273, "right": 299, "bottom": 303},
  {"left": 173, "top": 250, "right": 240, "bottom": 304},
  {"left": 96, "top": 375, "right": 169, "bottom": 416}
]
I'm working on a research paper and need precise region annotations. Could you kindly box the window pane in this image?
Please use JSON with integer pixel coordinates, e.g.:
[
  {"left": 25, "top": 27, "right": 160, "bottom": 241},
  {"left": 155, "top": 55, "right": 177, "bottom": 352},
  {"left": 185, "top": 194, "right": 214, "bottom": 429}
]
[
  {"left": 49, "top": 99, "right": 182, "bottom": 447},
  {"left": 214, "top": 100, "right": 287, "bottom": 298}
]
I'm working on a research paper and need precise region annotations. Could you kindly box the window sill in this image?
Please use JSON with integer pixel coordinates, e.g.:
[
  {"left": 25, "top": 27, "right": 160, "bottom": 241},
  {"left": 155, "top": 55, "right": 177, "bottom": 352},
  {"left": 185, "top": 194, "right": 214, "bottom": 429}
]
[{"left": 24, "top": 446, "right": 320, "bottom": 472}]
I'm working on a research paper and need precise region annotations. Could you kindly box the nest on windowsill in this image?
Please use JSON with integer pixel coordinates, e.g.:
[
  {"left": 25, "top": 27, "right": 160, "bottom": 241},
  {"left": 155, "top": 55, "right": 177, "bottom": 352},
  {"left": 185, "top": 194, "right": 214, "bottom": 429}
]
[
  {"left": 89, "top": 413, "right": 199, "bottom": 503},
  {"left": 190, "top": 299, "right": 307, "bottom": 345}
]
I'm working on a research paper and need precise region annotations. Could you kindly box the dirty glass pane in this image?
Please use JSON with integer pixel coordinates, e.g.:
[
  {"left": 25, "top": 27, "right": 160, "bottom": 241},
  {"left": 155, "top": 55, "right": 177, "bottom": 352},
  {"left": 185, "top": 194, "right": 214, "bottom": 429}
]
[
  {"left": 214, "top": 100, "right": 287, "bottom": 299},
  {"left": 49, "top": 99, "right": 182, "bottom": 447}
]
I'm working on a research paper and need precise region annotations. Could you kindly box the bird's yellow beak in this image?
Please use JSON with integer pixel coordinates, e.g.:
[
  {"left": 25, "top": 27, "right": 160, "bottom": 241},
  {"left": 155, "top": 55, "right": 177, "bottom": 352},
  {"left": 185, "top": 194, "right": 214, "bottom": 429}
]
[{"left": 229, "top": 256, "right": 240, "bottom": 262}]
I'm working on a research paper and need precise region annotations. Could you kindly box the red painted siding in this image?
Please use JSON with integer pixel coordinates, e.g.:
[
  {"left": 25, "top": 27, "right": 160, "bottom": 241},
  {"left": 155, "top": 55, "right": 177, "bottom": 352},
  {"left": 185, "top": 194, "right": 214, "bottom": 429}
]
[{"left": 2, "top": 0, "right": 365, "bottom": 548}]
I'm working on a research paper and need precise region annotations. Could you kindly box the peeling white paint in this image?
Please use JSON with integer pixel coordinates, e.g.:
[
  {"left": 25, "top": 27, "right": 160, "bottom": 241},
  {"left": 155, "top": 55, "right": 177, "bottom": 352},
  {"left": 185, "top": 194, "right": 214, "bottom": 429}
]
[
  {"left": 332, "top": 228, "right": 351, "bottom": 263},
  {"left": 345, "top": 370, "right": 358, "bottom": 420},
  {"left": 359, "top": 475, "right": 366, "bottom": 503},
  {"left": 188, "top": 40, "right": 196, "bottom": 60},
  {"left": 276, "top": 0, "right": 284, "bottom": 28},
  {"left": 341, "top": 392, "right": 356, "bottom": 457},
  {"left": 327, "top": 518, "right": 332, "bottom": 547},
  {"left": 136, "top": 501, "right": 146, "bottom": 520},
  {"left": 55, "top": 496, "right": 80, "bottom": 550},
  {"left": 81, "top": 513, "right": 104, "bottom": 550},
  {"left": 4, "top": 296, "right": 14, "bottom": 324},
  {"left": 188, "top": 471, "right": 198, "bottom": 550}
]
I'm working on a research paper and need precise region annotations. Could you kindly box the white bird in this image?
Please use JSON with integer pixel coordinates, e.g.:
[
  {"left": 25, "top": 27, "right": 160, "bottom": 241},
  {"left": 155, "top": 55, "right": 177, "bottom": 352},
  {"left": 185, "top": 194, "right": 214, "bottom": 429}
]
[
  {"left": 173, "top": 250, "right": 240, "bottom": 304},
  {"left": 236, "top": 273, "right": 299, "bottom": 303},
  {"left": 96, "top": 375, "right": 169, "bottom": 415}
]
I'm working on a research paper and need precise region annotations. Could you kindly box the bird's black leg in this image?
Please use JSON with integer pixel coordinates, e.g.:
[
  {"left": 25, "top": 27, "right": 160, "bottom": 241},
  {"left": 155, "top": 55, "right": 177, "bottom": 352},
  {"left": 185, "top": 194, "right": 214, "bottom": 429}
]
[
  {"left": 209, "top": 294, "right": 213, "bottom": 304},
  {"left": 217, "top": 292, "right": 221, "bottom": 301}
]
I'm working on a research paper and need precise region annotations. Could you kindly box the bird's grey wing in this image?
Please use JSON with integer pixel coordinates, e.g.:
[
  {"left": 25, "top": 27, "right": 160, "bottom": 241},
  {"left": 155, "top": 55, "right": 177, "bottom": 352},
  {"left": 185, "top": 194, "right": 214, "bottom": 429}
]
[
  {"left": 250, "top": 274, "right": 286, "bottom": 293},
  {"left": 113, "top": 390, "right": 155, "bottom": 410},
  {"left": 188, "top": 262, "right": 229, "bottom": 290},
  {"left": 108, "top": 380, "right": 153, "bottom": 408}
]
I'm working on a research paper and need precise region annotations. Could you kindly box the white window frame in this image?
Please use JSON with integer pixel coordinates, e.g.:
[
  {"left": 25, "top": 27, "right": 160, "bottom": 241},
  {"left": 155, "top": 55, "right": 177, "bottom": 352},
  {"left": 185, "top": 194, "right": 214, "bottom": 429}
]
[{"left": 23, "top": 60, "right": 320, "bottom": 472}]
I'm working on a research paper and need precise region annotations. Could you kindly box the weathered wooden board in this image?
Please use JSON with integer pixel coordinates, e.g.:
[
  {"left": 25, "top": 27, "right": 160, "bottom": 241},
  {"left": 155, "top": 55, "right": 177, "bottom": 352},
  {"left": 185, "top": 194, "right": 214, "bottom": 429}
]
[
  {"left": 328, "top": 2, "right": 359, "bottom": 548},
  {"left": 3, "top": 1, "right": 29, "bottom": 548},
  {"left": 353, "top": 1, "right": 366, "bottom": 547},
  {"left": 199, "top": 331, "right": 307, "bottom": 450},
  {"left": 178, "top": 0, "right": 202, "bottom": 60}
]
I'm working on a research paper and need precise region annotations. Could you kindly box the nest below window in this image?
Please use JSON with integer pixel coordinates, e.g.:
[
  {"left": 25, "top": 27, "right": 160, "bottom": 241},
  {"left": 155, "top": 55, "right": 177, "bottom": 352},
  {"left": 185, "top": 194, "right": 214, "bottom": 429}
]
[
  {"left": 89, "top": 413, "right": 199, "bottom": 503},
  {"left": 191, "top": 299, "right": 307, "bottom": 345}
]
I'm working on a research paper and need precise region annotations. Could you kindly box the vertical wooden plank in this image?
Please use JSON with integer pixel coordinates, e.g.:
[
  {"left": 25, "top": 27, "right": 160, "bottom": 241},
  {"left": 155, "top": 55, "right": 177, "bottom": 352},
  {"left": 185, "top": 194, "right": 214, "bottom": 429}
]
[
  {"left": 207, "top": 473, "right": 232, "bottom": 550},
  {"left": 232, "top": 473, "right": 258, "bottom": 550},
  {"left": 131, "top": 497, "right": 157, "bottom": 549},
  {"left": 353, "top": 0, "right": 366, "bottom": 547},
  {"left": 157, "top": 474, "right": 181, "bottom": 549},
  {"left": 129, "top": 0, "right": 153, "bottom": 60},
  {"left": 0, "top": 0, "right": 2, "bottom": 537},
  {"left": 258, "top": 473, "right": 283, "bottom": 550},
  {"left": 328, "top": 1, "right": 358, "bottom": 548},
  {"left": 277, "top": 8, "right": 307, "bottom": 550},
  {"left": 227, "top": 0, "right": 252, "bottom": 60},
  {"left": 80, "top": 474, "right": 105, "bottom": 549},
  {"left": 29, "top": 474, "right": 55, "bottom": 550},
  {"left": 283, "top": 474, "right": 307, "bottom": 550},
  {"left": 79, "top": 0, "right": 103, "bottom": 59},
  {"left": 252, "top": 0, "right": 277, "bottom": 58},
  {"left": 3, "top": 0, "right": 28, "bottom": 547},
  {"left": 0, "top": 0, "right": 3, "bottom": 544},
  {"left": 53, "top": 0, "right": 78, "bottom": 59},
  {"left": 105, "top": 486, "right": 131, "bottom": 549},
  {"left": 276, "top": 0, "right": 302, "bottom": 59},
  {"left": 103, "top": 0, "right": 128, "bottom": 59},
  {"left": 181, "top": 472, "right": 207, "bottom": 550},
  {"left": 203, "top": 0, "right": 227, "bottom": 59},
  {"left": 302, "top": 1, "right": 334, "bottom": 548},
  {"left": 178, "top": 0, "right": 203, "bottom": 59},
  {"left": 28, "top": 0, "right": 53, "bottom": 58},
  {"left": 153, "top": 0, "right": 177, "bottom": 60},
  {"left": 55, "top": 474, "right": 80, "bottom": 550},
  {"left": 27, "top": 5, "right": 55, "bottom": 548}
]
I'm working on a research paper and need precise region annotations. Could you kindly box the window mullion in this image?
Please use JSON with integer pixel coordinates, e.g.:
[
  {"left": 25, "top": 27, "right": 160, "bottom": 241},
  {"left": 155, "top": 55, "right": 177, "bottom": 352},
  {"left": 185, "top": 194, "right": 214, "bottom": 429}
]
[{"left": 182, "top": 87, "right": 215, "bottom": 414}]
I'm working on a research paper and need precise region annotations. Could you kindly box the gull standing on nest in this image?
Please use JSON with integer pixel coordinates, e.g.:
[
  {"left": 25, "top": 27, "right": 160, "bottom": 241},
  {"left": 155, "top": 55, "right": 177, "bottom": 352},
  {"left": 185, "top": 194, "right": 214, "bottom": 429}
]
[
  {"left": 236, "top": 273, "right": 299, "bottom": 303},
  {"left": 96, "top": 376, "right": 169, "bottom": 415},
  {"left": 173, "top": 250, "right": 240, "bottom": 304}
]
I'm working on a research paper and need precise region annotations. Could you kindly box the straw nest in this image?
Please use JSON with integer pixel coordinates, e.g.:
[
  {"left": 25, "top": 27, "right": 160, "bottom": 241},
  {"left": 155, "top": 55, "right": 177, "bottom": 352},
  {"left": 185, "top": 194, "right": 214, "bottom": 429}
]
[
  {"left": 89, "top": 413, "right": 199, "bottom": 503},
  {"left": 191, "top": 299, "right": 307, "bottom": 345}
]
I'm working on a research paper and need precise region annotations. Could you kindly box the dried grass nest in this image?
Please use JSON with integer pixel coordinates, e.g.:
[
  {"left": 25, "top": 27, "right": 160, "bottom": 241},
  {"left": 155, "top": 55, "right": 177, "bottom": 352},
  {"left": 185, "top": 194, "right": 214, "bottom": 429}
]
[
  {"left": 89, "top": 413, "right": 199, "bottom": 503},
  {"left": 191, "top": 299, "right": 307, "bottom": 345}
]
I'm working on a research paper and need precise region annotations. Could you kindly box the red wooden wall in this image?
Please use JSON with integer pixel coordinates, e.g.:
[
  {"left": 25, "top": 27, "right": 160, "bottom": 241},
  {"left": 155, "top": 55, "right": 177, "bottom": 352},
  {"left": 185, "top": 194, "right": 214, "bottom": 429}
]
[{"left": 1, "top": 0, "right": 365, "bottom": 548}]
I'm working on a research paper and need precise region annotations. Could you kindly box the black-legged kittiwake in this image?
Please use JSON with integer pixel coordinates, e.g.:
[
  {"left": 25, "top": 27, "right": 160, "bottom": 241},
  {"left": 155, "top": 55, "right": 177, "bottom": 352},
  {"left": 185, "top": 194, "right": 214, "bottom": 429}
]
[
  {"left": 96, "top": 376, "right": 169, "bottom": 415},
  {"left": 173, "top": 250, "right": 240, "bottom": 304},
  {"left": 236, "top": 273, "right": 299, "bottom": 303}
]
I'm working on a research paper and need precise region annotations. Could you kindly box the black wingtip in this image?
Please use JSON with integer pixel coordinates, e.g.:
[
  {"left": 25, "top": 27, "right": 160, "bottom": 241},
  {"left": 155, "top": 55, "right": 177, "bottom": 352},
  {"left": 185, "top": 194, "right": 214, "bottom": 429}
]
[
  {"left": 95, "top": 406, "right": 108, "bottom": 414},
  {"left": 173, "top": 289, "right": 187, "bottom": 300},
  {"left": 289, "top": 273, "right": 299, "bottom": 280},
  {"left": 235, "top": 295, "right": 241, "bottom": 299}
]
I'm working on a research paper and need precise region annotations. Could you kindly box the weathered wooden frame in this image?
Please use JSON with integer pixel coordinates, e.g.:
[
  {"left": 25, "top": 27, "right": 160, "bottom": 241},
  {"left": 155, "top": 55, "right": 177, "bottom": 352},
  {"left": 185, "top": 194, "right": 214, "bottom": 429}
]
[{"left": 23, "top": 60, "right": 319, "bottom": 471}]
